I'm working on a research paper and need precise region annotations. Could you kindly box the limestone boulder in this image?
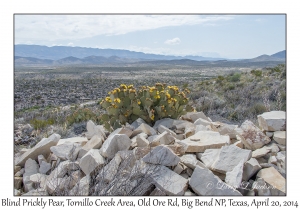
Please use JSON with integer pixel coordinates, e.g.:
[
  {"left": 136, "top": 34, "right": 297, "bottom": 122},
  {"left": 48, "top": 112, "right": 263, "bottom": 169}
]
[
  {"left": 131, "top": 118, "right": 147, "bottom": 129},
  {"left": 238, "top": 120, "right": 271, "bottom": 150},
  {"left": 39, "top": 161, "right": 51, "bottom": 174},
  {"left": 100, "top": 134, "right": 131, "bottom": 159},
  {"left": 210, "top": 145, "right": 252, "bottom": 174},
  {"left": 69, "top": 175, "right": 91, "bottom": 196},
  {"left": 217, "top": 123, "right": 238, "bottom": 139},
  {"left": 148, "top": 131, "right": 175, "bottom": 146},
  {"left": 50, "top": 142, "right": 81, "bottom": 161},
  {"left": 181, "top": 111, "right": 209, "bottom": 122},
  {"left": 142, "top": 146, "right": 180, "bottom": 166},
  {"left": 15, "top": 133, "right": 60, "bottom": 167},
  {"left": 149, "top": 165, "right": 188, "bottom": 196},
  {"left": 131, "top": 123, "right": 156, "bottom": 137},
  {"left": 78, "top": 135, "right": 103, "bottom": 158},
  {"left": 57, "top": 137, "right": 88, "bottom": 146},
  {"left": 180, "top": 154, "right": 206, "bottom": 169},
  {"left": 181, "top": 131, "right": 230, "bottom": 153},
  {"left": 256, "top": 167, "right": 286, "bottom": 195},
  {"left": 242, "top": 158, "right": 261, "bottom": 181},
  {"left": 157, "top": 125, "right": 177, "bottom": 137},
  {"left": 273, "top": 131, "right": 286, "bottom": 145},
  {"left": 189, "top": 166, "right": 242, "bottom": 196},
  {"left": 200, "top": 149, "right": 220, "bottom": 168},
  {"left": 258, "top": 111, "right": 286, "bottom": 131},
  {"left": 79, "top": 149, "right": 105, "bottom": 175},
  {"left": 225, "top": 160, "right": 244, "bottom": 188},
  {"left": 86, "top": 120, "right": 106, "bottom": 139}
]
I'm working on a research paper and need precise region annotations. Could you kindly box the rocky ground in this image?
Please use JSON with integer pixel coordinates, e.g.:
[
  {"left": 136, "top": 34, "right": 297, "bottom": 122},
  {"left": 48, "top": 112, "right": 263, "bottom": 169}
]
[{"left": 14, "top": 110, "right": 286, "bottom": 196}]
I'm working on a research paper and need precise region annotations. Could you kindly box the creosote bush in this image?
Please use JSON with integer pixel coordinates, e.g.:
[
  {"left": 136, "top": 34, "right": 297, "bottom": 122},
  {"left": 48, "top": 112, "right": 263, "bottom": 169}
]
[{"left": 100, "top": 83, "right": 194, "bottom": 130}]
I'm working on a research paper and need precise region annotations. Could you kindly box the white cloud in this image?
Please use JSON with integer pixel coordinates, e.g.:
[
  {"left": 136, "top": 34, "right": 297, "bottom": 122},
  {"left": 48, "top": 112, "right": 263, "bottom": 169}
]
[
  {"left": 15, "top": 15, "right": 234, "bottom": 42},
  {"left": 67, "top": 42, "right": 74, "bottom": 46},
  {"left": 164, "top": 37, "right": 181, "bottom": 45}
]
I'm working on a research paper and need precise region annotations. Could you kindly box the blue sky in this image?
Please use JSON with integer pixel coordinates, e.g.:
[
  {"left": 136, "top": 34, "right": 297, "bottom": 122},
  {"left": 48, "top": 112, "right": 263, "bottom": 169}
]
[{"left": 15, "top": 14, "right": 285, "bottom": 59}]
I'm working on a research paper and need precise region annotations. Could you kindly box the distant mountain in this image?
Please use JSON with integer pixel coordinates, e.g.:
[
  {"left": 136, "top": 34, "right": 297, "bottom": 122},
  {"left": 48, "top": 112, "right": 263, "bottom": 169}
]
[
  {"left": 14, "top": 44, "right": 225, "bottom": 61},
  {"left": 271, "top": 50, "right": 286, "bottom": 59},
  {"left": 242, "top": 50, "right": 286, "bottom": 62}
]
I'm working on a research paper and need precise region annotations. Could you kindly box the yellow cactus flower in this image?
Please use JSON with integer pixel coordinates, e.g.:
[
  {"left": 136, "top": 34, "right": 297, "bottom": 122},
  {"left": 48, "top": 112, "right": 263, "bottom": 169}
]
[
  {"left": 105, "top": 97, "right": 112, "bottom": 102},
  {"left": 150, "top": 114, "right": 155, "bottom": 121},
  {"left": 154, "top": 94, "right": 160, "bottom": 99},
  {"left": 166, "top": 92, "right": 171, "bottom": 99},
  {"left": 120, "top": 84, "right": 127, "bottom": 89},
  {"left": 128, "top": 85, "right": 134, "bottom": 89},
  {"left": 114, "top": 98, "right": 121, "bottom": 104},
  {"left": 137, "top": 100, "right": 141, "bottom": 105}
]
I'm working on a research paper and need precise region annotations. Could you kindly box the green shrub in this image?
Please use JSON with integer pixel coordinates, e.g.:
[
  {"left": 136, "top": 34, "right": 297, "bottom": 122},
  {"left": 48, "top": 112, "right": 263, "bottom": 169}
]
[
  {"left": 228, "top": 73, "right": 241, "bottom": 82},
  {"left": 251, "top": 70, "right": 262, "bottom": 77},
  {"left": 100, "top": 83, "right": 194, "bottom": 130},
  {"left": 30, "top": 118, "right": 55, "bottom": 130}
]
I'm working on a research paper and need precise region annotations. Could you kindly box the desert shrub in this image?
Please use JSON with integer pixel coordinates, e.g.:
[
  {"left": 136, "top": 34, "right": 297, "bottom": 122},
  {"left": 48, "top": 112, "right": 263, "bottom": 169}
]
[
  {"left": 30, "top": 118, "right": 55, "bottom": 130},
  {"left": 99, "top": 83, "right": 194, "bottom": 130},
  {"left": 251, "top": 70, "right": 262, "bottom": 77},
  {"left": 228, "top": 73, "right": 241, "bottom": 82}
]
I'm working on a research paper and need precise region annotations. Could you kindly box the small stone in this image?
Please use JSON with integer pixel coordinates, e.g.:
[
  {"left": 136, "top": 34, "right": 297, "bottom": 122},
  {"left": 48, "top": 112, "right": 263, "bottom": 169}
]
[
  {"left": 149, "top": 131, "right": 175, "bottom": 146},
  {"left": 78, "top": 135, "right": 103, "bottom": 158},
  {"left": 194, "top": 118, "right": 211, "bottom": 126},
  {"left": 131, "top": 123, "right": 157, "bottom": 137},
  {"left": 242, "top": 158, "right": 261, "bottom": 181},
  {"left": 14, "top": 177, "right": 23, "bottom": 189},
  {"left": 180, "top": 154, "right": 206, "bottom": 169},
  {"left": 268, "top": 156, "right": 277, "bottom": 164},
  {"left": 158, "top": 125, "right": 177, "bottom": 137},
  {"left": 273, "top": 131, "right": 286, "bottom": 145},
  {"left": 266, "top": 132, "right": 274, "bottom": 138},
  {"left": 136, "top": 135, "right": 150, "bottom": 147},
  {"left": 39, "top": 161, "right": 51, "bottom": 174}
]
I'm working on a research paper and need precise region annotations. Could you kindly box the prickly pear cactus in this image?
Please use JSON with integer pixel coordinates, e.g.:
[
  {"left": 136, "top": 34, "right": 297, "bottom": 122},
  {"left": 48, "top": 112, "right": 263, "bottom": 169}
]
[{"left": 99, "top": 83, "right": 194, "bottom": 130}]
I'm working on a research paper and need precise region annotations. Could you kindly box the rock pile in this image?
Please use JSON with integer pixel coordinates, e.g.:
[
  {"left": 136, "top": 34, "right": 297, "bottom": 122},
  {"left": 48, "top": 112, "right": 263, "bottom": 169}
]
[{"left": 14, "top": 111, "right": 286, "bottom": 196}]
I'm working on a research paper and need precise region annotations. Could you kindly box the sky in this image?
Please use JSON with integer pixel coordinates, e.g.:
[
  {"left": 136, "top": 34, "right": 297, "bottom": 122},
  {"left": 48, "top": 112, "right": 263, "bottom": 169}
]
[{"left": 15, "top": 14, "right": 286, "bottom": 59}]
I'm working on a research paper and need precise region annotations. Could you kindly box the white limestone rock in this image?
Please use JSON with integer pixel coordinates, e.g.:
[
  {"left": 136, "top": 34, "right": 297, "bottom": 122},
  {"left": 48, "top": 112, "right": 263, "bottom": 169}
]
[
  {"left": 100, "top": 134, "right": 131, "bottom": 159},
  {"left": 180, "top": 154, "right": 206, "bottom": 169},
  {"left": 15, "top": 133, "right": 61, "bottom": 167},
  {"left": 242, "top": 158, "right": 261, "bottom": 181},
  {"left": 210, "top": 145, "right": 252, "bottom": 174},
  {"left": 79, "top": 149, "right": 105, "bottom": 175},
  {"left": 225, "top": 160, "right": 244, "bottom": 188},
  {"left": 181, "top": 131, "right": 230, "bottom": 153},
  {"left": 189, "top": 166, "right": 242, "bottom": 196},
  {"left": 148, "top": 131, "right": 175, "bottom": 146},
  {"left": 142, "top": 146, "right": 180, "bottom": 166},
  {"left": 50, "top": 142, "right": 81, "bottom": 161},
  {"left": 57, "top": 137, "right": 88, "bottom": 146},
  {"left": 273, "top": 131, "right": 286, "bottom": 145},
  {"left": 131, "top": 123, "right": 157, "bottom": 137},
  {"left": 258, "top": 111, "right": 286, "bottom": 131},
  {"left": 238, "top": 120, "right": 271, "bottom": 150},
  {"left": 86, "top": 120, "right": 106, "bottom": 139},
  {"left": 149, "top": 165, "right": 188, "bottom": 196},
  {"left": 256, "top": 167, "right": 286, "bottom": 195}
]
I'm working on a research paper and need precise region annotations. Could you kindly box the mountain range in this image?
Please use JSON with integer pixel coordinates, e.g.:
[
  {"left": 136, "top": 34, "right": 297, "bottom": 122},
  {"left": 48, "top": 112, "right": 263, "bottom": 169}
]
[{"left": 14, "top": 44, "right": 286, "bottom": 66}]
